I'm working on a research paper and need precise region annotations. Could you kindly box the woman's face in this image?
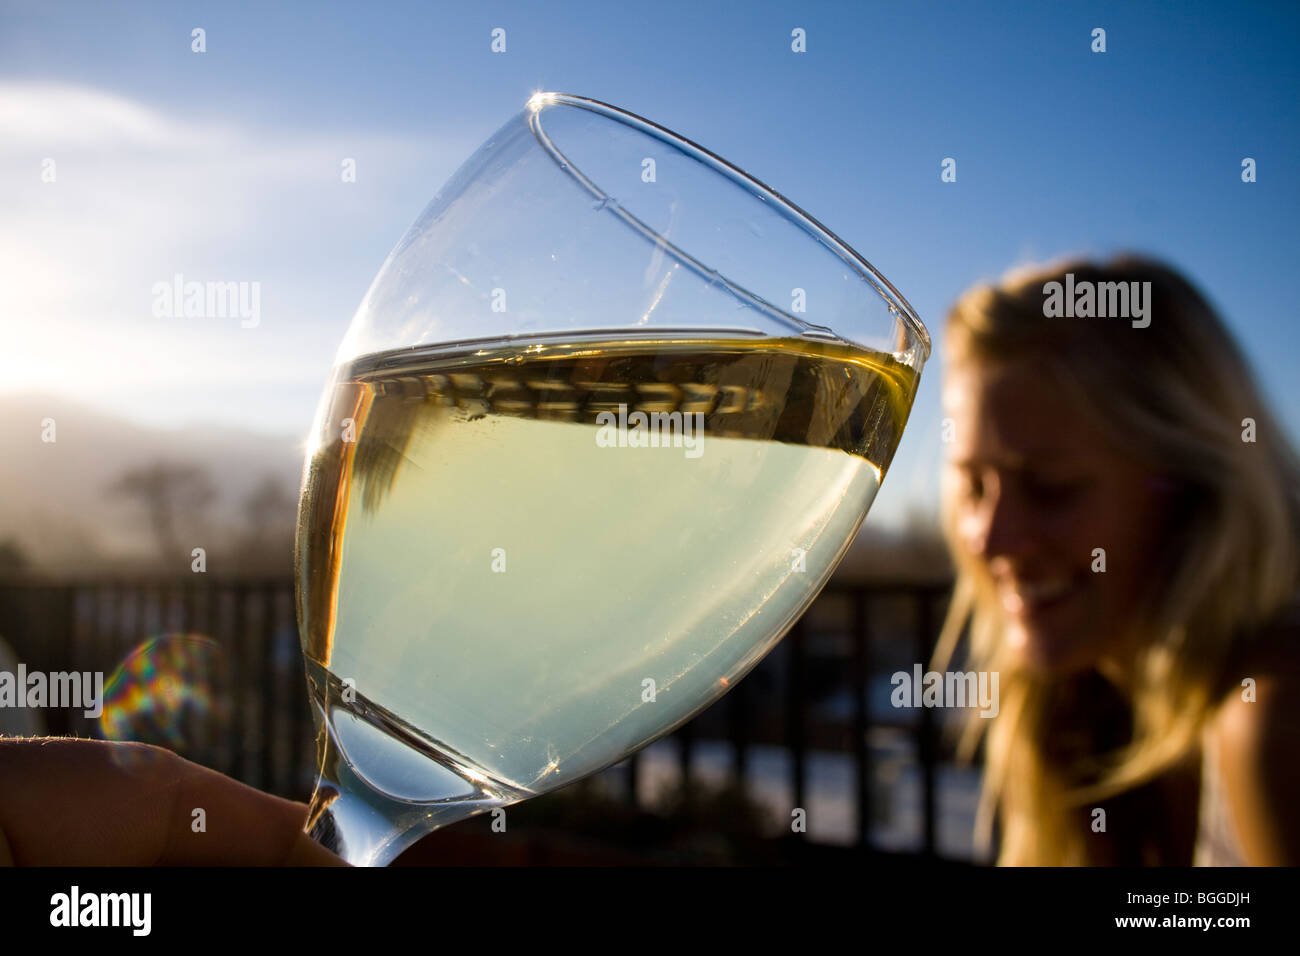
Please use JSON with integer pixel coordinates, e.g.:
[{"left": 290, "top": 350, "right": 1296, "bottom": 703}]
[{"left": 943, "top": 356, "right": 1169, "bottom": 675}]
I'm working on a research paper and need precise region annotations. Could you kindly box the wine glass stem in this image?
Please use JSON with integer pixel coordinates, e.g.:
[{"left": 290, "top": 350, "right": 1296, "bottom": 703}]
[
  {"left": 299, "top": 659, "right": 522, "bottom": 865},
  {"left": 304, "top": 736, "right": 501, "bottom": 866}
]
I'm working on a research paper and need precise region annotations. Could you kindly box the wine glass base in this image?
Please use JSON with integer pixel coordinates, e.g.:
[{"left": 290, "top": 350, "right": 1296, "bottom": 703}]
[{"left": 303, "top": 660, "right": 526, "bottom": 866}]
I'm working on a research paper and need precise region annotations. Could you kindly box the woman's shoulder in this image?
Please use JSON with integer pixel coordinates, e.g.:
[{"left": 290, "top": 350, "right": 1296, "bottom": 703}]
[
  {"left": 1201, "top": 595, "right": 1300, "bottom": 865},
  {"left": 1211, "top": 593, "right": 1300, "bottom": 730}
]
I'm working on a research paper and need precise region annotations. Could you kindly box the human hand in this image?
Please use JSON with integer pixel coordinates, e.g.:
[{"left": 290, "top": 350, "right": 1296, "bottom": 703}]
[{"left": 0, "top": 737, "right": 348, "bottom": 865}]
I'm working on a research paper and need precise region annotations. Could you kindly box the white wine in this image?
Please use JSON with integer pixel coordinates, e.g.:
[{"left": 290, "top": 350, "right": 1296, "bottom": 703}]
[{"left": 296, "top": 334, "right": 916, "bottom": 811}]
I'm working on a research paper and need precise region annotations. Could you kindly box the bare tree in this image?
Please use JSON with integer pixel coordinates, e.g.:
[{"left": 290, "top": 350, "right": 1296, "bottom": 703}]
[
  {"left": 107, "top": 462, "right": 217, "bottom": 565},
  {"left": 0, "top": 538, "right": 30, "bottom": 573},
  {"left": 237, "top": 474, "right": 297, "bottom": 570},
  {"left": 244, "top": 474, "right": 296, "bottom": 534}
]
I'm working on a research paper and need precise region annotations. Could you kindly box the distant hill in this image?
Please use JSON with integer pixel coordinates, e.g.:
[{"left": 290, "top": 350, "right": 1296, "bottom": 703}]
[{"left": 0, "top": 393, "right": 302, "bottom": 575}]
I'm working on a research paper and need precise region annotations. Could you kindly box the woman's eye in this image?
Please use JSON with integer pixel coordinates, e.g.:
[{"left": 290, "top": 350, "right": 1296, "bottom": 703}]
[
  {"left": 1024, "top": 477, "right": 1084, "bottom": 504},
  {"left": 955, "top": 469, "right": 985, "bottom": 500}
]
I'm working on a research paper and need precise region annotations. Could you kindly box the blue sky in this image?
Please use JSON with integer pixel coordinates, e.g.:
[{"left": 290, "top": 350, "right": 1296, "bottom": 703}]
[{"left": 1, "top": 0, "right": 1296, "bottom": 527}]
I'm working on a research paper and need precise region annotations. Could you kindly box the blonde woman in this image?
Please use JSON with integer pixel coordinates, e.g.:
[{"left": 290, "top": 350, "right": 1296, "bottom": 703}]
[{"left": 934, "top": 255, "right": 1300, "bottom": 865}]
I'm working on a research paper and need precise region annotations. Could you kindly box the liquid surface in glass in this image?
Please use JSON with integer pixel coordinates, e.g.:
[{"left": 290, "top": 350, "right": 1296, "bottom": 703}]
[{"left": 296, "top": 334, "right": 917, "bottom": 806}]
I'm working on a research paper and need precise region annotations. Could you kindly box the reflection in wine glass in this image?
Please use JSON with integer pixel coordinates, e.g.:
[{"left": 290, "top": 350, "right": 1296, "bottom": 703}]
[{"left": 294, "top": 93, "right": 929, "bottom": 865}]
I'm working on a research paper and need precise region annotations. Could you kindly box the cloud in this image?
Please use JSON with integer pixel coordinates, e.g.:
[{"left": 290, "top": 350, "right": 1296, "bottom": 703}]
[
  {"left": 0, "top": 82, "right": 474, "bottom": 429},
  {"left": 0, "top": 82, "right": 230, "bottom": 151}
]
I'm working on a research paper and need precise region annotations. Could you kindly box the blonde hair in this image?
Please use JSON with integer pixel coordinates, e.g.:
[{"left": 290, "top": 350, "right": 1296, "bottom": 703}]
[{"left": 933, "top": 254, "right": 1300, "bottom": 864}]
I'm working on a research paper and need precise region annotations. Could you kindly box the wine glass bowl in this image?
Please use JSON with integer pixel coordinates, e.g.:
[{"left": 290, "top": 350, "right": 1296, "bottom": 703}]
[{"left": 294, "top": 92, "right": 929, "bottom": 865}]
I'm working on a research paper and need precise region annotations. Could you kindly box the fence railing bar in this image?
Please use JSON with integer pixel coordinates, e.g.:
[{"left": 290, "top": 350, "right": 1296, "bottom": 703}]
[
  {"left": 916, "top": 590, "right": 937, "bottom": 857},
  {"left": 230, "top": 582, "right": 251, "bottom": 784},
  {"left": 215, "top": 586, "right": 235, "bottom": 778},
  {"left": 286, "top": 598, "right": 311, "bottom": 798},
  {"left": 852, "top": 590, "right": 870, "bottom": 847},
  {"left": 729, "top": 668, "right": 750, "bottom": 789},
  {"left": 626, "top": 751, "right": 641, "bottom": 807},
  {"left": 59, "top": 585, "right": 79, "bottom": 737},
  {"left": 260, "top": 584, "right": 280, "bottom": 794},
  {"left": 786, "top": 617, "right": 806, "bottom": 834},
  {"left": 677, "top": 713, "right": 695, "bottom": 798}
]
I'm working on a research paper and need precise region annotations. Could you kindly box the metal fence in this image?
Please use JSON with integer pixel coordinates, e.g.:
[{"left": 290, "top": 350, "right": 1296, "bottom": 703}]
[{"left": 0, "top": 576, "right": 968, "bottom": 858}]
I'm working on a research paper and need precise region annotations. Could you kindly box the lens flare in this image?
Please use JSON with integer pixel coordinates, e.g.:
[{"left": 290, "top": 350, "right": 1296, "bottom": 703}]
[{"left": 99, "top": 634, "right": 228, "bottom": 757}]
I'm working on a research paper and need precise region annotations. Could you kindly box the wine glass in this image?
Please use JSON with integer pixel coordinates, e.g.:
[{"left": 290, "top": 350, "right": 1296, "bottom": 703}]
[{"left": 294, "top": 92, "right": 929, "bottom": 866}]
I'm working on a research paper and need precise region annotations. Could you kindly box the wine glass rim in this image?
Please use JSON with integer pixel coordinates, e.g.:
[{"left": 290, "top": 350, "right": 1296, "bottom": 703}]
[{"left": 525, "top": 91, "right": 930, "bottom": 361}]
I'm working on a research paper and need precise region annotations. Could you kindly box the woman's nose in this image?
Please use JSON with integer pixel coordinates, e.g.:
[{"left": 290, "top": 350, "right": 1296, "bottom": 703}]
[{"left": 964, "top": 477, "right": 1033, "bottom": 562}]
